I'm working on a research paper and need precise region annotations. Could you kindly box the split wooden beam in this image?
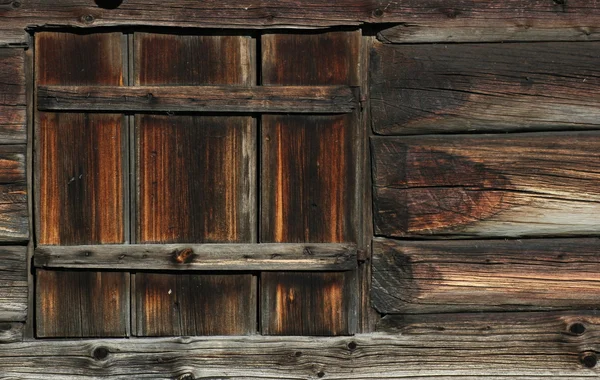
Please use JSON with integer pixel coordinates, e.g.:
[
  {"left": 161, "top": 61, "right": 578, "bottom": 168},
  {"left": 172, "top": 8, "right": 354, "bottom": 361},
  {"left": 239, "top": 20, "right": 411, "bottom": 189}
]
[{"left": 37, "top": 85, "right": 358, "bottom": 114}]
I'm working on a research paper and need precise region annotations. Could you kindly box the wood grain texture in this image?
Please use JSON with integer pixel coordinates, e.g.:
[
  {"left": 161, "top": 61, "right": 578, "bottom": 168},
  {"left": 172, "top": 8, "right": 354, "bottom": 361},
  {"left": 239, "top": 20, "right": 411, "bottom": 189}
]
[
  {"left": 372, "top": 132, "right": 600, "bottom": 238},
  {"left": 136, "top": 115, "right": 254, "bottom": 243},
  {"left": 370, "top": 42, "right": 600, "bottom": 135},
  {"left": 372, "top": 237, "right": 600, "bottom": 314},
  {"left": 36, "top": 270, "right": 129, "bottom": 338},
  {"left": 0, "top": 332, "right": 598, "bottom": 379},
  {"left": 0, "top": 322, "right": 23, "bottom": 343},
  {"left": 0, "top": 145, "right": 27, "bottom": 242},
  {"left": 37, "top": 85, "right": 357, "bottom": 113},
  {"left": 261, "top": 272, "right": 353, "bottom": 336},
  {"left": 38, "top": 113, "right": 124, "bottom": 245},
  {"left": 0, "top": 49, "right": 26, "bottom": 143},
  {"left": 135, "top": 273, "right": 256, "bottom": 336},
  {"left": 34, "top": 243, "right": 357, "bottom": 271},
  {"left": 0, "top": 246, "right": 26, "bottom": 322},
  {"left": 4, "top": 1, "right": 600, "bottom": 46}
]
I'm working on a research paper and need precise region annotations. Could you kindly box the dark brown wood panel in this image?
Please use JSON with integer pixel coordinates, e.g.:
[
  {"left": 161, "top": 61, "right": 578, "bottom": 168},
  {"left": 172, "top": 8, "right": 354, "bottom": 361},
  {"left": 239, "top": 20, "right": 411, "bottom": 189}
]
[
  {"left": 4, "top": 1, "right": 600, "bottom": 46},
  {"left": 372, "top": 132, "right": 600, "bottom": 238},
  {"left": 371, "top": 42, "right": 600, "bottom": 135},
  {"left": 0, "top": 49, "right": 26, "bottom": 144},
  {"left": 372, "top": 238, "right": 600, "bottom": 314},
  {"left": 0, "top": 246, "right": 27, "bottom": 322},
  {"left": 37, "top": 85, "right": 357, "bottom": 113},
  {"left": 38, "top": 113, "right": 124, "bottom": 245},
  {"left": 36, "top": 270, "right": 129, "bottom": 337},
  {"left": 136, "top": 115, "right": 254, "bottom": 243},
  {"left": 134, "top": 32, "right": 254, "bottom": 86},
  {"left": 135, "top": 273, "right": 256, "bottom": 336},
  {"left": 35, "top": 243, "right": 357, "bottom": 271},
  {"left": 261, "top": 272, "right": 353, "bottom": 336},
  {"left": 262, "top": 115, "right": 356, "bottom": 243}
]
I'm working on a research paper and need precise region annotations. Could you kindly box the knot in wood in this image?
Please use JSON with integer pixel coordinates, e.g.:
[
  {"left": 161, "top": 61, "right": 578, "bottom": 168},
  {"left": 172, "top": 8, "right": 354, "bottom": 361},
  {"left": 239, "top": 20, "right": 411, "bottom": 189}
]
[
  {"left": 569, "top": 322, "right": 586, "bottom": 335},
  {"left": 178, "top": 374, "right": 195, "bottom": 380},
  {"left": 92, "top": 346, "right": 109, "bottom": 361},
  {"left": 580, "top": 351, "right": 597, "bottom": 368},
  {"left": 172, "top": 248, "right": 194, "bottom": 264},
  {"left": 372, "top": 8, "right": 384, "bottom": 18}
]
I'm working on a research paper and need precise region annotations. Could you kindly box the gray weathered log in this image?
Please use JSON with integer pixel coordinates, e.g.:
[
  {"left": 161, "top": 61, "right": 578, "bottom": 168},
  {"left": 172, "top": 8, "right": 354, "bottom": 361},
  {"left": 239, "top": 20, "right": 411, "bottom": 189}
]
[
  {"left": 0, "top": 330, "right": 597, "bottom": 378},
  {"left": 0, "top": 322, "right": 22, "bottom": 343},
  {"left": 372, "top": 238, "right": 600, "bottom": 314},
  {"left": 37, "top": 85, "right": 357, "bottom": 113},
  {"left": 0, "top": 246, "right": 27, "bottom": 322},
  {"left": 35, "top": 243, "right": 357, "bottom": 271},
  {"left": 372, "top": 132, "right": 600, "bottom": 238},
  {"left": 370, "top": 41, "right": 600, "bottom": 135},
  {"left": 0, "top": 49, "right": 26, "bottom": 143},
  {"left": 3, "top": 1, "right": 600, "bottom": 46}
]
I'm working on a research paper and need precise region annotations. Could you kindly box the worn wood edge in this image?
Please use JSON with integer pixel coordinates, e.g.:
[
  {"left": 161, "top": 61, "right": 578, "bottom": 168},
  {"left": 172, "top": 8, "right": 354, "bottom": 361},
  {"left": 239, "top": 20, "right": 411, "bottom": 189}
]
[
  {"left": 37, "top": 85, "right": 357, "bottom": 113},
  {"left": 0, "top": 322, "right": 23, "bottom": 343},
  {"left": 34, "top": 243, "right": 358, "bottom": 271},
  {"left": 0, "top": 332, "right": 597, "bottom": 378}
]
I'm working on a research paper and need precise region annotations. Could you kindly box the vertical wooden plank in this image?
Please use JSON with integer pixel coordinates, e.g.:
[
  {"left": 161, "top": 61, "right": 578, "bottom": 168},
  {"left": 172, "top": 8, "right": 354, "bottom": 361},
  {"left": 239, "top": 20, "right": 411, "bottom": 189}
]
[
  {"left": 135, "top": 273, "right": 255, "bottom": 336},
  {"left": 261, "top": 272, "right": 352, "bottom": 336},
  {"left": 36, "top": 270, "right": 129, "bottom": 338}
]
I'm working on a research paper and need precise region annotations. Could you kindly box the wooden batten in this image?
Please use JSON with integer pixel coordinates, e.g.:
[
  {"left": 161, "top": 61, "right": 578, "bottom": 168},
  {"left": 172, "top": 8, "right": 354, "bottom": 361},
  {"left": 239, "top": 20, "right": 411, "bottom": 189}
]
[
  {"left": 372, "top": 132, "right": 600, "bottom": 238},
  {"left": 372, "top": 238, "right": 600, "bottom": 314},
  {"left": 370, "top": 42, "right": 600, "bottom": 135},
  {"left": 34, "top": 243, "right": 357, "bottom": 271}
]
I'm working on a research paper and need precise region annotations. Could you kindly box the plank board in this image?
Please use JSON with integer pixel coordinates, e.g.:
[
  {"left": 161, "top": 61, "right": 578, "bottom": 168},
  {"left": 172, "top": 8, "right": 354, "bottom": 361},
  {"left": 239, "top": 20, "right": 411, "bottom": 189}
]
[
  {"left": 0, "top": 322, "right": 23, "bottom": 343},
  {"left": 135, "top": 273, "right": 256, "bottom": 336},
  {"left": 0, "top": 49, "right": 26, "bottom": 143},
  {"left": 37, "top": 85, "right": 357, "bottom": 113},
  {"left": 4, "top": 1, "right": 600, "bottom": 46},
  {"left": 0, "top": 246, "right": 26, "bottom": 322},
  {"left": 34, "top": 243, "right": 357, "bottom": 271},
  {"left": 372, "top": 132, "right": 600, "bottom": 238},
  {"left": 36, "top": 270, "right": 129, "bottom": 337},
  {"left": 136, "top": 115, "right": 254, "bottom": 243},
  {"left": 0, "top": 332, "right": 598, "bottom": 378},
  {"left": 261, "top": 272, "right": 353, "bottom": 336},
  {"left": 0, "top": 145, "right": 27, "bottom": 242},
  {"left": 372, "top": 238, "right": 600, "bottom": 314},
  {"left": 370, "top": 42, "right": 600, "bottom": 135}
]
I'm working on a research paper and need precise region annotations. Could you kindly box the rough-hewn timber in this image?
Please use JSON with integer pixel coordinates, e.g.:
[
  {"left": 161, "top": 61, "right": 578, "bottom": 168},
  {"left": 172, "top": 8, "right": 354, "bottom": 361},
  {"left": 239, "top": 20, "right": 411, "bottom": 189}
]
[
  {"left": 372, "top": 238, "right": 600, "bottom": 314},
  {"left": 2, "top": 1, "right": 600, "bottom": 46},
  {"left": 37, "top": 85, "right": 357, "bottom": 113},
  {"left": 0, "top": 49, "right": 26, "bottom": 143},
  {"left": 0, "top": 322, "right": 22, "bottom": 343},
  {"left": 370, "top": 42, "right": 600, "bottom": 135},
  {"left": 0, "top": 330, "right": 598, "bottom": 378},
  {"left": 372, "top": 132, "right": 600, "bottom": 238},
  {"left": 34, "top": 243, "right": 357, "bottom": 271},
  {"left": 0, "top": 145, "right": 27, "bottom": 243},
  {"left": 0, "top": 247, "right": 26, "bottom": 322}
]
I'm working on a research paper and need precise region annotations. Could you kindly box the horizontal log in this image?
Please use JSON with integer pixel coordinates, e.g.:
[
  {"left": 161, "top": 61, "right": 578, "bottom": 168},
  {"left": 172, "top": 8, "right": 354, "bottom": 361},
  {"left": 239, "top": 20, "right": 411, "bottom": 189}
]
[
  {"left": 0, "top": 322, "right": 22, "bottom": 343},
  {"left": 0, "top": 49, "right": 26, "bottom": 143},
  {"left": 3, "top": 1, "right": 600, "bottom": 46},
  {"left": 0, "top": 330, "right": 597, "bottom": 378},
  {"left": 372, "top": 132, "right": 600, "bottom": 238},
  {"left": 0, "top": 246, "right": 27, "bottom": 322},
  {"left": 37, "top": 85, "right": 357, "bottom": 113},
  {"left": 0, "top": 144, "right": 29, "bottom": 242},
  {"left": 34, "top": 243, "right": 357, "bottom": 271},
  {"left": 372, "top": 238, "right": 600, "bottom": 314},
  {"left": 370, "top": 42, "right": 600, "bottom": 135}
]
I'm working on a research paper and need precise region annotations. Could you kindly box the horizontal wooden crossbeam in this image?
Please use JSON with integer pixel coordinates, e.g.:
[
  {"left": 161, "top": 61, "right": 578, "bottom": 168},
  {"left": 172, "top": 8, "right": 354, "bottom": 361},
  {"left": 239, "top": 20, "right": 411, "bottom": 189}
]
[
  {"left": 34, "top": 243, "right": 357, "bottom": 271},
  {"left": 37, "top": 85, "right": 357, "bottom": 113}
]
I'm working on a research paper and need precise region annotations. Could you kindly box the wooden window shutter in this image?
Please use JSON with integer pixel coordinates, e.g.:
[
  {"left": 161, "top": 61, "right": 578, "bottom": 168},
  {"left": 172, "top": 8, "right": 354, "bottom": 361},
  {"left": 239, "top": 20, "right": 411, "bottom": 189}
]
[{"left": 33, "top": 29, "right": 362, "bottom": 338}]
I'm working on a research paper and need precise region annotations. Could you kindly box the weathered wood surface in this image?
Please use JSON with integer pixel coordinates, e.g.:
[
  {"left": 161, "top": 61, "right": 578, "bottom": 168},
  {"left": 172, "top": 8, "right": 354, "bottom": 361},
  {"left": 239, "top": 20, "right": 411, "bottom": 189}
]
[
  {"left": 0, "top": 331, "right": 598, "bottom": 378},
  {"left": 261, "top": 31, "right": 359, "bottom": 243},
  {"left": 0, "top": 322, "right": 22, "bottom": 343},
  {"left": 3, "top": 1, "right": 600, "bottom": 46},
  {"left": 0, "top": 49, "right": 26, "bottom": 144},
  {"left": 261, "top": 272, "right": 354, "bottom": 336},
  {"left": 135, "top": 273, "right": 256, "bottom": 336},
  {"left": 37, "top": 85, "right": 357, "bottom": 113},
  {"left": 372, "top": 132, "right": 600, "bottom": 238},
  {"left": 0, "top": 145, "right": 27, "bottom": 242},
  {"left": 372, "top": 238, "right": 600, "bottom": 314},
  {"left": 370, "top": 42, "right": 600, "bottom": 135},
  {"left": 36, "top": 270, "right": 129, "bottom": 337},
  {"left": 34, "top": 243, "right": 357, "bottom": 271},
  {"left": 0, "top": 247, "right": 26, "bottom": 322}
]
